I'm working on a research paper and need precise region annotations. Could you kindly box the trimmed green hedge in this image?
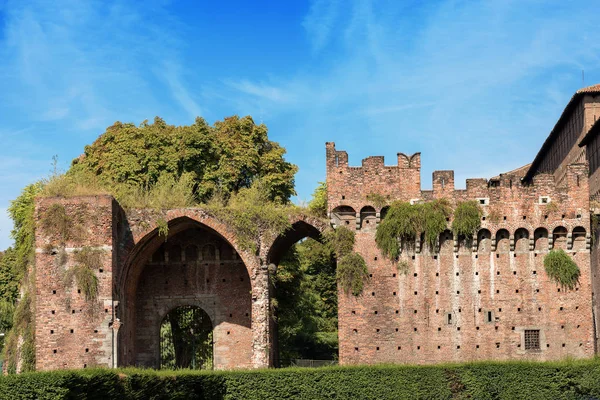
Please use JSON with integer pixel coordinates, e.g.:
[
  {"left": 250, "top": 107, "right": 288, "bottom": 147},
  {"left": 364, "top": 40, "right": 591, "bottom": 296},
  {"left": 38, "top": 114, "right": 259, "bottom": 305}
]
[{"left": 2, "top": 360, "right": 600, "bottom": 399}]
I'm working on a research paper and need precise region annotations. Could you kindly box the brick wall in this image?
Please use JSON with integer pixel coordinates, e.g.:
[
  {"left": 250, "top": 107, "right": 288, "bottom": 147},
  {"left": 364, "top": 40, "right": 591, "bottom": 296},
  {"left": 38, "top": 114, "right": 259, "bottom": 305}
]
[
  {"left": 34, "top": 200, "right": 269, "bottom": 371},
  {"left": 327, "top": 143, "right": 595, "bottom": 365},
  {"left": 35, "top": 196, "right": 116, "bottom": 370},
  {"left": 132, "top": 228, "right": 252, "bottom": 369}
]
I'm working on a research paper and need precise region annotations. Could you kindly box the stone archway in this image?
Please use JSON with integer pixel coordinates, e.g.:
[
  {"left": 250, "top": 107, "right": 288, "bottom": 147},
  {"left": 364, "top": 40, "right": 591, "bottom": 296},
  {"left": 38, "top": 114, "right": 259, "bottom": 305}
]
[
  {"left": 263, "top": 214, "right": 333, "bottom": 366},
  {"left": 118, "top": 214, "right": 261, "bottom": 369}
]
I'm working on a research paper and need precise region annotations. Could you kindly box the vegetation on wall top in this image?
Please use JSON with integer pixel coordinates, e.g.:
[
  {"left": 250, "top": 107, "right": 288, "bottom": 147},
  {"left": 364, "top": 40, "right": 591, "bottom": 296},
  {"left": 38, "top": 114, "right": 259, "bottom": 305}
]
[
  {"left": 375, "top": 199, "right": 452, "bottom": 260},
  {"left": 452, "top": 200, "right": 482, "bottom": 237}
]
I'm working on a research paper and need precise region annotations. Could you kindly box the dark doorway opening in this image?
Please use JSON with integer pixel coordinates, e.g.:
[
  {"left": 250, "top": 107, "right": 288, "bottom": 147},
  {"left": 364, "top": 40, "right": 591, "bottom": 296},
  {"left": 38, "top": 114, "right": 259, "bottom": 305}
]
[
  {"left": 160, "top": 305, "right": 213, "bottom": 370},
  {"left": 273, "top": 238, "right": 338, "bottom": 367}
]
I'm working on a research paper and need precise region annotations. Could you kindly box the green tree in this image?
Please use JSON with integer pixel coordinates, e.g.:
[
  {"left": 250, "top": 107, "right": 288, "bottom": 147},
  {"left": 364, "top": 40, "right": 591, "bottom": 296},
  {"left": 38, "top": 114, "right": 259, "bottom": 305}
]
[
  {"left": 273, "top": 183, "right": 338, "bottom": 363},
  {"left": 308, "top": 182, "right": 327, "bottom": 217},
  {"left": 0, "top": 249, "right": 19, "bottom": 303},
  {"left": 70, "top": 115, "right": 297, "bottom": 203}
]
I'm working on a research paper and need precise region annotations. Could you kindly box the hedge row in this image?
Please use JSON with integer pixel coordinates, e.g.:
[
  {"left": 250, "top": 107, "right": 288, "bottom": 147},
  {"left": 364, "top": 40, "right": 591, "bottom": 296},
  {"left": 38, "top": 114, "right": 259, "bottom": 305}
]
[{"left": 2, "top": 360, "right": 600, "bottom": 399}]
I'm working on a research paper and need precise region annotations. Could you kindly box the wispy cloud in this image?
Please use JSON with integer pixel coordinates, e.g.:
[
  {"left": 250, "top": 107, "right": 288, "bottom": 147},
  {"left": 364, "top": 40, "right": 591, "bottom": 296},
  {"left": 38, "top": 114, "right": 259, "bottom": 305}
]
[
  {"left": 223, "top": 0, "right": 600, "bottom": 195},
  {"left": 302, "top": 0, "right": 341, "bottom": 52},
  {"left": 161, "top": 61, "right": 203, "bottom": 118},
  {"left": 225, "top": 79, "right": 294, "bottom": 103}
]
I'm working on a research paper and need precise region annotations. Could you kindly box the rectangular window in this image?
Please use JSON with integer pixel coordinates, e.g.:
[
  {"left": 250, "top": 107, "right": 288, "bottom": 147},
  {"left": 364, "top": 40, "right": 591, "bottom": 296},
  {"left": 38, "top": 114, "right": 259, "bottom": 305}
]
[{"left": 524, "top": 329, "right": 540, "bottom": 350}]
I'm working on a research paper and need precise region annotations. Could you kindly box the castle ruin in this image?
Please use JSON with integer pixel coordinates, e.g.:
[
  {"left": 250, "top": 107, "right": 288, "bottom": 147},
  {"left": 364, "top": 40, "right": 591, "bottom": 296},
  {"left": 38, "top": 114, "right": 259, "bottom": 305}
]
[{"left": 33, "top": 84, "right": 600, "bottom": 369}]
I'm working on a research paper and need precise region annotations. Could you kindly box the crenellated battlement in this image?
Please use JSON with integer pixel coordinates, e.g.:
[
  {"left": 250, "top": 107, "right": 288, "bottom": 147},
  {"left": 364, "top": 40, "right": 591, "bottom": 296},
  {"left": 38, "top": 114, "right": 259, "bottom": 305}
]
[{"left": 326, "top": 143, "right": 589, "bottom": 224}]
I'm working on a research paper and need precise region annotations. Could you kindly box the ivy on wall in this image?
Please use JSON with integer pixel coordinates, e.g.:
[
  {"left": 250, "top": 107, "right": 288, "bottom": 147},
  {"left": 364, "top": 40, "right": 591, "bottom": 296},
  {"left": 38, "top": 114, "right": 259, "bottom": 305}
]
[
  {"left": 544, "top": 249, "right": 580, "bottom": 290},
  {"left": 452, "top": 201, "right": 482, "bottom": 238},
  {"left": 375, "top": 199, "right": 452, "bottom": 260},
  {"left": 324, "top": 226, "right": 368, "bottom": 296}
]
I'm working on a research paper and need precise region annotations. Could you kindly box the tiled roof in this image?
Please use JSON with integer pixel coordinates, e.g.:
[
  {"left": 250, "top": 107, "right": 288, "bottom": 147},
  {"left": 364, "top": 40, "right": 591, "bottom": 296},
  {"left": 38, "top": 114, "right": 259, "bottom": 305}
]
[
  {"left": 490, "top": 163, "right": 531, "bottom": 180},
  {"left": 523, "top": 84, "right": 600, "bottom": 181},
  {"left": 576, "top": 83, "right": 600, "bottom": 93}
]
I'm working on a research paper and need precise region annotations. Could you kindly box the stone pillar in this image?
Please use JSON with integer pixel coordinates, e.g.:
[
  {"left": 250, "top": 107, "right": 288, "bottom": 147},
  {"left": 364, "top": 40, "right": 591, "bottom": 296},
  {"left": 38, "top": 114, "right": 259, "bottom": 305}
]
[{"left": 251, "top": 263, "right": 271, "bottom": 368}]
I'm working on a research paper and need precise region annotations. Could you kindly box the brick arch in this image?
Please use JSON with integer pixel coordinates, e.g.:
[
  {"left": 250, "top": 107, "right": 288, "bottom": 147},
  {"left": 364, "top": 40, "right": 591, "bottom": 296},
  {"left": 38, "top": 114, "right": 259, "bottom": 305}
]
[
  {"left": 117, "top": 212, "right": 261, "bottom": 368},
  {"left": 121, "top": 212, "right": 260, "bottom": 293},
  {"left": 265, "top": 214, "right": 329, "bottom": 266}
]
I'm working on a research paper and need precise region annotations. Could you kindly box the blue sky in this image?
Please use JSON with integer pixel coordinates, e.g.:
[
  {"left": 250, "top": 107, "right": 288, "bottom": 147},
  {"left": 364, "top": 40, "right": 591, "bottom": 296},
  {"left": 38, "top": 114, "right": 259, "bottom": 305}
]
[{"left": 0, "top": 0, "right": 600, "bottom": 250}]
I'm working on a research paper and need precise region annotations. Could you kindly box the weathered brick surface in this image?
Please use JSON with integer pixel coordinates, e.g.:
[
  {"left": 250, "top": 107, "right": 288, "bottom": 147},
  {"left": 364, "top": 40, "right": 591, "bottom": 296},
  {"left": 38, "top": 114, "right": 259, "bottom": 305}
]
[
  {"left": 132, "top": 228, "right": 252, "bottom": 369},
  {"left": 327, "top": 143, "right": 595, "bottom": 365},
  {"left": 35, "top": 201, "right": 273, "bottom": 370},
  {"left": 35, "top": 196, "right": 116, "bottom": 370},
  {"left": 33, "top": 98, "right": 600, "bottom": 370}
]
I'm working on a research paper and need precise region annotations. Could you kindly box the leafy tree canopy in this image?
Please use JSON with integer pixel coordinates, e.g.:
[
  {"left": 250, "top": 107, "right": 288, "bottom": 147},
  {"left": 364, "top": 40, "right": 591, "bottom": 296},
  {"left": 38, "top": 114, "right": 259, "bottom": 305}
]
[{"left": 70, "top": 115, "right": 298, "bottom": 203}]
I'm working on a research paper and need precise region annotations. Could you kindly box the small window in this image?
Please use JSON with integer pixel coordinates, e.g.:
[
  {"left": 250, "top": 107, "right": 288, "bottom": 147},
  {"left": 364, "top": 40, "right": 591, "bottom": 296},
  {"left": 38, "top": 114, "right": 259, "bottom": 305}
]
[
  {"left": 477, "top": 198, "right": 489, "bottom": 206},
  {"left": 447, "top": 313, "right": 452, "bottom": 325},
  {"left": 539, "top": 196, "right": 550, "bottom": 205},
  {"left": 486, "top": 311, "right": 494, "bottom": 323},
  {"left": 524, "top": 330, "right": 540, "bottom": 350}
]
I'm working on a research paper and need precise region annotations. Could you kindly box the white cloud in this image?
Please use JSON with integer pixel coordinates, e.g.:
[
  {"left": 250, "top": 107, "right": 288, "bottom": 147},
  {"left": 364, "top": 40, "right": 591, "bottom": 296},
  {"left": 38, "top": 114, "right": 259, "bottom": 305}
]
[{"left": 302, "top": 0, "right": 342, "bottom": 52}]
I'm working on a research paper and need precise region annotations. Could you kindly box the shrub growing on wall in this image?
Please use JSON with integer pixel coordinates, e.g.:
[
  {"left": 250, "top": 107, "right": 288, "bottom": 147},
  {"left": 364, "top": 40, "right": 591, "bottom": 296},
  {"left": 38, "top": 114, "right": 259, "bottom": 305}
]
[
  {"left": 452, "top": 200, "right": 482, "bottom": 237},
  {"left": 543, "top": 249, "right": 580, "bottom": 290},
  {"left": 375, "top": 199, "right": 452, "bottom": 260},
  {"left": 336, "top": 253, "right": 369, "bottom": 296}
]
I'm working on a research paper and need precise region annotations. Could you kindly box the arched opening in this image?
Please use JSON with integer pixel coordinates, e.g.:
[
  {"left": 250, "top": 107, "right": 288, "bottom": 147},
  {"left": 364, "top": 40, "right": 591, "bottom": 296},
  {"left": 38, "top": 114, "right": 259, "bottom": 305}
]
[
  {"left": 380, "top": 206, "right": 390, "bottom": 220},
  {"left": 439, "top": 230, "right": 453, "bottom": 253},
  {"left": 496, "top": 229, "right": 510, "bottom": 253},
  {"left": 330, "top": 206, "right": 356, "bottom": 228},
  {"left": 359, "top": 206, "right": 377, "bottom": 230},
  {"left": 534, "top": 228, "right": 548, "bottom": 251},
  {"left": 267, "top": 219, "right": 338, "bottom": 368},
  {"left": 553, "top": 226, "right": 568, "bottom": 249},
  {"left": 572, "top": 226, "right": 587, "bottom": 250},
  {"left": 477, "top": 229, "right": 491, "bottom": 253},
  {"left": 119, "top": 217, "right": 252, "bottom": 370},
  {"left": 160, "top": 305, "right": 213, "bottom": 370},
  {"left": 514, "top": 228, "right": 529, "bottom": 252}
]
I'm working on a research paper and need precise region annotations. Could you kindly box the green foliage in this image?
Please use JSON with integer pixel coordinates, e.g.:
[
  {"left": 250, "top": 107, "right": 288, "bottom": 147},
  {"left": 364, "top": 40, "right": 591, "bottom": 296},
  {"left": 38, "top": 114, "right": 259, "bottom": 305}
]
[
  {"left": 3, "top": 184, "right": 40, "bottom": 373},
  {"left": 0, "top": 249, "right": 19, "bottom": 303},
  {"left": 7, "top": 184, "right": 41, "bottom": 280},
  {"left": 206, "top": 180, "right": 293, "bottom": 253},
  {"left": 375, "top": 202, "right": 414, "bottom": 260},
  {"left": 160, "top": 306, "right": 213, "bottom": 370},
  {"left": 397, "top": 260, "right": 410, "bottom": 275},
  {"left": 308, "top": 182, "right": 327, "bottom": 218},
  {"left": 274, "top": 240, "right": 338, "bottom": 362},
  {"left": 5, "top": 360, "right": 600, "bottom": 399},
  {"left": 3, "top": 291, "right": 35, "bottom": 373},
  {"left": 366, "top": 193, "right": 388, "bottom": 208},
  {"left": 116, "top": 173, "right": 197, "bottom": 210},
  {"left": 0, "top": 300, "right": 14, "bottom": 357},
  {"left": 63, "top": 247, "right": 104, "bottom": 302},
  {"left": 420, "top": 199, "right": 452, "bottom": 247},
  {"left": 70, "top": 115, "right": 298, "bottom": 204},
  {"left": 40, "top": 204, "right": 71, "bottom": 243},
  {"left": 156, "top": 218, "right": 169, "bottom": 241},
  {"left": 73, "top": 247, "right": 103, "bottom": 271},
  {"left": 64, "top": 265, "right": 99, "bottom": 302},
  {"left": 452, "top": 201, "right": 482, "bottom": 237},
  {"left": 543, "top": 249, "right": 580, "bottom": 290},
  {"left": 337, "top": 253, "right": 369, "bottom": 296},
  {"left": 324, "top": 226, "right": 355, "bottom": 258},
  {"left": 375, "top": 199, "right": 451, "bottom": 260}
]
